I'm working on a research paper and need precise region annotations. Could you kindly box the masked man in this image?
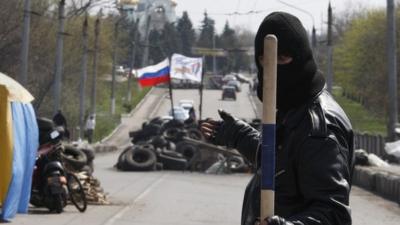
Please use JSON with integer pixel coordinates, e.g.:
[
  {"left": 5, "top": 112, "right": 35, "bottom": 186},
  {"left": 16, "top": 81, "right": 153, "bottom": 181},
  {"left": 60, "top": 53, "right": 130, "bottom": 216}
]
[{"left": 201, "top": 12, "right": 354, "bottom": 225}]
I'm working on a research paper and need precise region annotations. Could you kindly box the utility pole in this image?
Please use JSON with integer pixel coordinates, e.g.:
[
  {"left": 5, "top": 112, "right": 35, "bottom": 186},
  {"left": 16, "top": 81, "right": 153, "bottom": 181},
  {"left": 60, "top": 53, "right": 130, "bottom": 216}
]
[
  {"left": 53, "top": 0, "right": 66, "bottom": 114},
  {"left": 387, "top": 0, "right": 398, "bottom": 141},
  {"left": 326, "top": 2, "right": 333, "bottom": 93},
  {"left": 127, "top": 19, "right": 139, "bottom": 103},
  {"left": 79, "top": 13, "right": 89, "bottom": 140},
  {"left": 212, "top": 34, "right": 217, "bottom": 75},
  {"left": 142, "top": 15, "right": 151, "bottom": 67},
  {"left": 19, "top": 0, "right": 31, "bottom": 86},
  {"left": 91, "top": 10, "right": 101, "bottom": 116},
  {"left": 111, "top": 19, "right": 120, "bottom": 115}
]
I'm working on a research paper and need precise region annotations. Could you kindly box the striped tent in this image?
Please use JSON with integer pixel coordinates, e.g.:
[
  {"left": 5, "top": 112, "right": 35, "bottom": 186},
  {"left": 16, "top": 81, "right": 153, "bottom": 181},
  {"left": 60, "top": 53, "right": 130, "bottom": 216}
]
[{"left": 0, "top": 72, "right": 38, "bottom": 221}]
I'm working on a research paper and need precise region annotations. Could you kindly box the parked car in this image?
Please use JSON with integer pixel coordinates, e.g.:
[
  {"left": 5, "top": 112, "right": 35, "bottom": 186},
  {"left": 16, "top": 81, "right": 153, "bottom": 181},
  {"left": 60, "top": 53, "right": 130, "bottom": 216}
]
[
  {"left": 226, "top": 80, "right": 241, "bottom": 92},
  {"left": 222, "top": 86, "right": 236, "bottom": 100},
  {"left": 169, "top": 106, "right": 190, "bottom": 121},
  {"left": 179, "top": 100, "right": 194, "bottom": 113},
  {"left": 222, "top": 74, "right": 237, "bottom": 83}
]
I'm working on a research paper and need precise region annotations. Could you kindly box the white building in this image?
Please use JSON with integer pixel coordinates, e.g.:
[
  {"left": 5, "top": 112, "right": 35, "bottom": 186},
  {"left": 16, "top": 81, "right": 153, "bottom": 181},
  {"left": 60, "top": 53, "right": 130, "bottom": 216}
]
[{"left": 120, "top": 0, "right": 177, "bottom": 39}]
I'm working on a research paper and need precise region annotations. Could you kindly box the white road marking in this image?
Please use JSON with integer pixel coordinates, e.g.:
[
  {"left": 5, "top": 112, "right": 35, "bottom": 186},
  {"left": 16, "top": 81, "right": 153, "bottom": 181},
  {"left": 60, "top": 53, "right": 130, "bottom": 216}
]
[{"left": 103, "top": 174, "right": 166, "bottom": 225}]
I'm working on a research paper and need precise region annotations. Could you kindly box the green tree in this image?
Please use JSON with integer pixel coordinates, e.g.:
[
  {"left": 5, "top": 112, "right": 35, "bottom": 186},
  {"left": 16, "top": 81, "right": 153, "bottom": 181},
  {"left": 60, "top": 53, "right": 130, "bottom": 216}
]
[
  {"left": 334, "top": 10, "right": 387, "bottom": 116},
  {"left": 197, "top": 12, "right": 216, "bottom": 71},
  {"left": 218, "top": 21, "right": 237, "bottom": 73},
  {"left": 148, "top": 29, "right": 163, "bottom": 63},
  {"left": 176, "top": 11, "right": 195, "bottom": 56},
  {"left": 197, "top": 12, "right": 215, "bottom": 48},
  {"left": 160, "top": 22, "right": 181, "bottom": 58}
]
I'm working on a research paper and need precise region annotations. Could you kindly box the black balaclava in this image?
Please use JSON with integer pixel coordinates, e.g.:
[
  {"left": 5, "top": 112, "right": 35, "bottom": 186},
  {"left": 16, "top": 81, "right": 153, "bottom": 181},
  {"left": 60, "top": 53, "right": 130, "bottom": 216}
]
[{"left": 255, "top": 12, "right": 325, "bottom": 113}]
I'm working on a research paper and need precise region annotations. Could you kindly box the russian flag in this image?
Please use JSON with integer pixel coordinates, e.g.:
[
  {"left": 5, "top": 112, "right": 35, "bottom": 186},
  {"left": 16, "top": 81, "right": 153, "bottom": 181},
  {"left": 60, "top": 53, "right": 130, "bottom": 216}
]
[{"left": 137, "top": 58, "right": 170, "bottom": 87}]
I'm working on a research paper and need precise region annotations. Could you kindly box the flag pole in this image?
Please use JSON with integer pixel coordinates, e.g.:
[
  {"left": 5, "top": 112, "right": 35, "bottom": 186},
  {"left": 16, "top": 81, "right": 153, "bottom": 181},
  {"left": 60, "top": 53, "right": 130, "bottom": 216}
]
[
  {"left": 168, "top": 57, "right": 175, "bottom": 119},
  {"left": 261, "top": 34, "right": 277, "bottom": 220},
  {"left": 199, "top": 56, "right": 205, "bottom": 121}
]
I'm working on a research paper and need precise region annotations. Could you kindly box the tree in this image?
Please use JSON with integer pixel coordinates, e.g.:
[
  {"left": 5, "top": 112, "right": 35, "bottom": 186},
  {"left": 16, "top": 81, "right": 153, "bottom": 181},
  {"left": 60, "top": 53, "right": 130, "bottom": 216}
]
[
  {"left": 218, "top": 21, "right": 237, "bottom": 73},
  {"left": 197, "top": 12, "right": 215, "bottom": 48},
  {"left": 197, "top": 12, "right": 216, "bottom": 71},
  {"left": 148, "top": 29, "right": 163, "bottom": 63},
  {"left": 176, "top": 11, "right": 195, "bottom": 56},
  {"left": 334, "top": 9, "right": 388, "bottom": 117}
]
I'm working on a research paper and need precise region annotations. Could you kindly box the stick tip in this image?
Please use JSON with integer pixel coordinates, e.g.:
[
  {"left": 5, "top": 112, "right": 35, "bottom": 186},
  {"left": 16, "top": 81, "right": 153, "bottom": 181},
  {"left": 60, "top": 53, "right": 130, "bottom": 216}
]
[{"left": 264, "top": 34, "right": 277, "bottom": 41}]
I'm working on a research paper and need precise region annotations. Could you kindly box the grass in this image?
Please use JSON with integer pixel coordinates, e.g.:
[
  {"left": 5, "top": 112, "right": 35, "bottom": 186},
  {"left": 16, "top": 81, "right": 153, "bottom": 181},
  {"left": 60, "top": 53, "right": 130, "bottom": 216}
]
[
  {"left": 93, "top": 78, "right": 150, "bottom": 142},
  {"left": 332, "top": 87, "right": 386, "bottom": 135}
]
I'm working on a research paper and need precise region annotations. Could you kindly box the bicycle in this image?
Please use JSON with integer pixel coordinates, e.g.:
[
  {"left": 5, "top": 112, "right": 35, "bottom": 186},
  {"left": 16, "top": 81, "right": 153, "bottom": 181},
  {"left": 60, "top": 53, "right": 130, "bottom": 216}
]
[{"left": 66, "top": 172, "right": 87, "bottom": 212}]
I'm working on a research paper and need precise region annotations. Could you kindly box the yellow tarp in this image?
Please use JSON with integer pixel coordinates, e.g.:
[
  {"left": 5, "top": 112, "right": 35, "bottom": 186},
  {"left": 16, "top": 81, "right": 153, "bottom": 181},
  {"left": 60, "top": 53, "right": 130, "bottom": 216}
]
[
  {"left": 0, "top": 73, "right": 34, "bottom": 103},
  {"left": 0, "top": 85, "right": 13, "bottom": 205}
]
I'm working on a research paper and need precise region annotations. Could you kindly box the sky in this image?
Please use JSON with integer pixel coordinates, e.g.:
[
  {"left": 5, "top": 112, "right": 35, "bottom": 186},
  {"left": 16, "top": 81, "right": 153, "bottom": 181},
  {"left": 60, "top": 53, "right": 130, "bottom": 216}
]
[{"left": 174, "top": 0, "right": 388, "bottom": 34}]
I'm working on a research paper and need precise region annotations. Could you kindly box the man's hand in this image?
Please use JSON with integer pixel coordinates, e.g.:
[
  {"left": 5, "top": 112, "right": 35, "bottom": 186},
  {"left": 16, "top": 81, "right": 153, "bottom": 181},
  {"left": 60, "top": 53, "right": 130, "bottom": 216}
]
[
  {"left": 200, "top": 118, "right": 221, "bottom": 140},
  {"left": 199, "top": 109, "right": 238, "bottom": 147}
]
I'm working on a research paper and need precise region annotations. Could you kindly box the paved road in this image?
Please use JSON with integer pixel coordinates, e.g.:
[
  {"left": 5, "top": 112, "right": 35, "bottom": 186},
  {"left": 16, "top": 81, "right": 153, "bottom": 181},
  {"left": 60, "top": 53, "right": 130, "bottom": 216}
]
[{"left": 11, "top": 85, "right": 400, "bottom": 225}]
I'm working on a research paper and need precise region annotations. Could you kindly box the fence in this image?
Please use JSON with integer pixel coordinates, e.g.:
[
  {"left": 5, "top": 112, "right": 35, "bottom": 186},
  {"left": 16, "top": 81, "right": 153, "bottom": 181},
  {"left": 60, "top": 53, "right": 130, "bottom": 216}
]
[{"left": 354, "top": 132, "right": 387, "bottom": 158}]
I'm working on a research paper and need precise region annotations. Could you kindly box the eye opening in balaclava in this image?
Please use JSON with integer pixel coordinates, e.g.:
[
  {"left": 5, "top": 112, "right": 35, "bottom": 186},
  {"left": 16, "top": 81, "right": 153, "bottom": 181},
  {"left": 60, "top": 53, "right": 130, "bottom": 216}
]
[{"left": 255, "top": 12, "right": 325, "bottom": 113}]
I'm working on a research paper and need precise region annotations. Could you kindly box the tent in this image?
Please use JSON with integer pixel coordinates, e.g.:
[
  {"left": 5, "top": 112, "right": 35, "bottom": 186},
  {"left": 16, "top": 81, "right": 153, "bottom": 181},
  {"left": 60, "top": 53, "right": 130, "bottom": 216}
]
[{"left": 0, "top": 72, "right": 38, "bottom": 221}]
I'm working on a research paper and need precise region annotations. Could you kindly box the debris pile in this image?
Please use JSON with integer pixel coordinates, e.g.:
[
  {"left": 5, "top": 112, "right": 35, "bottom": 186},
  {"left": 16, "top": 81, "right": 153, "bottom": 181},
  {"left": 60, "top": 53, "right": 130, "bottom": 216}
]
[
  {"left": 115, "top": 117, "right": 252, "bottom": 173},
  {"left": 62, "top": 143, "right": 109, "bottom": 205}
]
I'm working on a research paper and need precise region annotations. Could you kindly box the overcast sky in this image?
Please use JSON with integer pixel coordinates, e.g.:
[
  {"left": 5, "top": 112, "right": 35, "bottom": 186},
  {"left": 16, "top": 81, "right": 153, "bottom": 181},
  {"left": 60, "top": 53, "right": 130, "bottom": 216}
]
[{"left": 174, "top": 0, "right": 387, "bottom": 33}]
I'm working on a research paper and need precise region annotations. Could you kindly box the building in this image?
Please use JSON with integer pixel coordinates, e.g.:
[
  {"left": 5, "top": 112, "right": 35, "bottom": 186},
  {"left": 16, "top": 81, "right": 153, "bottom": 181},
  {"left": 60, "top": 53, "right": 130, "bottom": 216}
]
[{"left": 120, "top": 0, "right": 177, "bottom": 38}]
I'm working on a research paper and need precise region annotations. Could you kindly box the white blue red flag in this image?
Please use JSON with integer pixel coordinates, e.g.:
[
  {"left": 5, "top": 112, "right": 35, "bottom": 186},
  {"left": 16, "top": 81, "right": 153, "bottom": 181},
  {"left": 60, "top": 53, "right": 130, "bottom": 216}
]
[
  {"left": 137, "top": 58, "right": 170, "bottom": 87},
  {"left": 170, "top": 54, "right": 203, "bottom": 82}
]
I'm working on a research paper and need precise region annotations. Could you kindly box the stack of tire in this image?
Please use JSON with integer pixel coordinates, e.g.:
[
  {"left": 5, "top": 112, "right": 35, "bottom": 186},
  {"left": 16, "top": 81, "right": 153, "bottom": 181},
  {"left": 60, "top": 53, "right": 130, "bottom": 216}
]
[
  {"left": 62, "top": 144, "right": 95, "bottom": 175},
  {"left": 116, "top": 117, "right": 204, "bottom": 171}
]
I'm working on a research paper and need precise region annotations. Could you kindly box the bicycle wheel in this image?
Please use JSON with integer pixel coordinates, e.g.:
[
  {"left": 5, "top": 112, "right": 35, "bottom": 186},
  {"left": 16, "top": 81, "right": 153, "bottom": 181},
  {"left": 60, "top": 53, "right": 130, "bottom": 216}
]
[{"left": 66, "top": 172, "right": 87, "bottom": 212}]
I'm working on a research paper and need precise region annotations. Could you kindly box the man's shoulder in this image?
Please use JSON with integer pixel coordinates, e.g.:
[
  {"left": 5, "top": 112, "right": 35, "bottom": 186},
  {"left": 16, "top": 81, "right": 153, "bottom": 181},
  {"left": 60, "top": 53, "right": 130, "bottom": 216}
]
[{"left": 291, "top": 90, "right": 352, "bottom": 138}]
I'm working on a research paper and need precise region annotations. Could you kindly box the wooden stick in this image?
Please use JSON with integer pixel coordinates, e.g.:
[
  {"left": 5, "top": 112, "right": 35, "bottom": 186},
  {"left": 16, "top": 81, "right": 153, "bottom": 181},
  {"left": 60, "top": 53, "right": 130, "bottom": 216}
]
[
  {"left": 182, "top": 137, "right": 243, "bottom": 157},
  {"left": 260, "top": 34, "right": 277, "bottom": 220}
]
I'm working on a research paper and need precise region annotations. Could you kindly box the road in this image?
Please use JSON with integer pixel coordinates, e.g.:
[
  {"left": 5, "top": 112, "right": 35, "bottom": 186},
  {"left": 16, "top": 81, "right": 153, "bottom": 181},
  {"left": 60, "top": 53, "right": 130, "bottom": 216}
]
[{"left": 11, "top": 85, "right": 400, "bottom": 225}]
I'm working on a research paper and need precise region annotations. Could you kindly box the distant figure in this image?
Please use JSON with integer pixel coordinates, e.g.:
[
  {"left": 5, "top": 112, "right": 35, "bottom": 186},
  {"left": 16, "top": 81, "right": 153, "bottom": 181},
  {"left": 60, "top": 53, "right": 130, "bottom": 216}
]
[
  {"left": 53, "top": 110, "right": 67, "bottom": 127},
  {"left": 85, "top": 115, "right": 96, "bottom": 143},
  {"left": 53, "top": 109, "right": 70, "bottom": 139}
]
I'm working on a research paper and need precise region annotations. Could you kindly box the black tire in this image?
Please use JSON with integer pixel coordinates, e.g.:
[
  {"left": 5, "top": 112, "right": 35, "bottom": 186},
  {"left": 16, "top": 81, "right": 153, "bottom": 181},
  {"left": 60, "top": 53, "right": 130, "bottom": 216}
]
[
  {"left": 161, "top": 119, "right": 184, "bottom": 131},
  {"left": 116, "top": 146, "right": 132, "bottom": 170},
  {"left": 138, "top": 143, "right": 155, "bottom": 152},
  {"left": 161, "top": 148, "right": 183, "bottom": 158},
  {"left": 124, "top": 147, "right": 157, "bottom": 171},
  {"left": 151, "top": 135, "right": 168, "bottom": 148},
  {"left": 157, "top": 153, "right": 187, "bottom": 171},
  {"left": 66, "top": 172, "right": 87, "bottom": 212},
  {"left": 81, "top": 165, "right": 93, "bottom": 175},
  {"left": 142, "top": 121, "right": 149, "bottom": 129},
  {"left": 62, "top": 146, "right": 87, "bottom": 171},
  {"left": 187, "top": 128, "right": 204, "bottom": 141},
  {"left": 167, "top": 141, "right": 176, "bottom": 151},
  {"left": 80, "top": 147, "right": 95, "bottom": 163},
  {"left": 142, "top": 123, "right": 161, "bottom": 137},
  {"left": 163, "top": 127, "right": 186, "bottom": 143},
  {"left": 53, "top": 194, "right": 64, "bottom": 213},
  {"left": 227, "top": 156, "right": 246, "bottom": 173},
  {"left": 176, "top": 142, "right": 198, "bottom": 162},
  {"left": 156, "top": 162, "right": 164, "bottom": 170},
  {"left": 149, "top": 117, "right": 165, "bottom": 126}
]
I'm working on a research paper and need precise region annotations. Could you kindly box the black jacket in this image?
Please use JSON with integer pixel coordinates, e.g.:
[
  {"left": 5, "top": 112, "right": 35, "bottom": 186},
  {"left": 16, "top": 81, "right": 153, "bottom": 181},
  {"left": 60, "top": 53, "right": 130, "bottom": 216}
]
[{"left": 238, "top": 90, "right": 354, "bottom": 225}]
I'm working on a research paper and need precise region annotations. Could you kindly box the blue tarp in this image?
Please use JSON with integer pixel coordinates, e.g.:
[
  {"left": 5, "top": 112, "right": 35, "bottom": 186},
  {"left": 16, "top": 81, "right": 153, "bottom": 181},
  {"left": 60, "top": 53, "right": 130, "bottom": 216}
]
[{"left": 0, "top": 102, "right": 38, "bottom": 221}]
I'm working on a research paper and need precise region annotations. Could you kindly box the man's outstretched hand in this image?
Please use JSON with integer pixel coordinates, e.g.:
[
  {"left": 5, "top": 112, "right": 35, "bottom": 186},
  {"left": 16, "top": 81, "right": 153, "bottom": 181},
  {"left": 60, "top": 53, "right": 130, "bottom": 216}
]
[{"left": 200, "top": 109, "right": 237, "bottom": 147}]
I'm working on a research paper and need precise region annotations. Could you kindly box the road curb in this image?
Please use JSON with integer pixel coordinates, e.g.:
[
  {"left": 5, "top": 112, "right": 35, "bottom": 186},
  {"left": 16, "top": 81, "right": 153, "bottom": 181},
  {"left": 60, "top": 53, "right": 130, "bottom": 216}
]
[
  {"left": 148, "top": 92, "right": 168, "bottom": 119},
  {"left": 353, "top": 166, "right": 400, "bottom": 204}
]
